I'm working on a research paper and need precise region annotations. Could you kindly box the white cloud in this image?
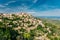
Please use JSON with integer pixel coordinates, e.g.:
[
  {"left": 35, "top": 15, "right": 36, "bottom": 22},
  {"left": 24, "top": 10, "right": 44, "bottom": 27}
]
[
  {"left": 5, "top": 1, "right": 16, "bottom": 5},
  {"left": 0, "top": 1, "right": 16, "bottom": 8},
  {"left": 0, "top": 5, "right": 5, "bottom": 7},
  {"left": 27, "top": 11, "right": 36, "bottom": 14},
  {"left": 33, "top": 9, "right": 60, "bottom": 16},
  {"left": 33, "top": 0, "right": 37, "bottom": 3}
]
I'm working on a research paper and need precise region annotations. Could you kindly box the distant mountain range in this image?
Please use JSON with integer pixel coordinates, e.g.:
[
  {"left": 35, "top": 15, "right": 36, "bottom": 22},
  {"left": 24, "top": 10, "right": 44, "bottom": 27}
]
[{"left": 35, "top": 16, "right": 60, "bottom": 20}]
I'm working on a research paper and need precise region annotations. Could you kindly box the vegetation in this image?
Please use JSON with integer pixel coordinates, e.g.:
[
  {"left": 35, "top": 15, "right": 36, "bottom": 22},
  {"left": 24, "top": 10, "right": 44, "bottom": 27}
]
[{"left": 0, "top": 13, "right": 60, "bottom": 40}]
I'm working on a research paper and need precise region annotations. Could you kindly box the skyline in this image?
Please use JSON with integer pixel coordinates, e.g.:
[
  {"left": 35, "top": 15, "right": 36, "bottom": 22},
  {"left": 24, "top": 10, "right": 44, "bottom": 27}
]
[{"left": 0, "top": 0, "right": 60, "bottom": 16}]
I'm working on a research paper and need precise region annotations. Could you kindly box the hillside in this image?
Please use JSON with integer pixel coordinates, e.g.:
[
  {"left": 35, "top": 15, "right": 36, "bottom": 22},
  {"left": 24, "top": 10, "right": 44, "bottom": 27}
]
[{"left": 0, "top": 13, "right": 60, "bottom": 40}]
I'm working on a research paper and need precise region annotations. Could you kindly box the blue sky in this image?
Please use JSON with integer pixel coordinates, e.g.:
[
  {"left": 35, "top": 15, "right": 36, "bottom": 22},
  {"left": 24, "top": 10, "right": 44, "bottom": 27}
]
[{"left": 0, "top": 0, "right": 60, "bottom": 16}]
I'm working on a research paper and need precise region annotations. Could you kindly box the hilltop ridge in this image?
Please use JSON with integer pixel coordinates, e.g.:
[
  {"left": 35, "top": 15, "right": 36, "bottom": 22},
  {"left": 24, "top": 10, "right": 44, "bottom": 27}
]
[{"left": 0, "top": 13, "right": 60, "bottom": 40}]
